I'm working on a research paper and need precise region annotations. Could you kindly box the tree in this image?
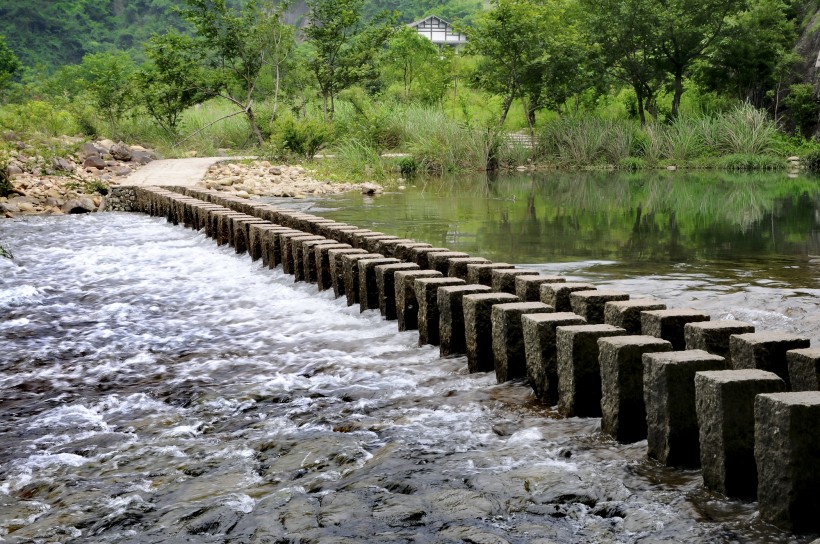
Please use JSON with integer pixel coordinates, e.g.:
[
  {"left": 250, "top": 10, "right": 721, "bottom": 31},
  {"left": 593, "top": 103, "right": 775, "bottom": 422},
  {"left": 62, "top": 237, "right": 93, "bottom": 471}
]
[
  {"left": 81, "top": 51, "right": 137, "bottom": 130},
  {"left": 382, "top": 26, "right": 442, "bottom": 99},
  {"left": 305, "top": 0, "right": 394, "bottom": 119},
  {"left": 0, "top": 34, "right": 21, "bottom": 98},
  {"left": 137, "top": 32, "right": 210, "bottom": 137},
  {"left": 466, "top": 0, "right": 547, "bottom": 126}
]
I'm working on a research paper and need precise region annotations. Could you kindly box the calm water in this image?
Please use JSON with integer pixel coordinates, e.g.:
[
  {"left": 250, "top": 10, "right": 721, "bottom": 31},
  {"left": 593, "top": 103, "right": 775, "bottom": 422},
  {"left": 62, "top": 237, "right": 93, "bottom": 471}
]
[{"left": 0, "top": 171, "right": 818, "bottom": 543}]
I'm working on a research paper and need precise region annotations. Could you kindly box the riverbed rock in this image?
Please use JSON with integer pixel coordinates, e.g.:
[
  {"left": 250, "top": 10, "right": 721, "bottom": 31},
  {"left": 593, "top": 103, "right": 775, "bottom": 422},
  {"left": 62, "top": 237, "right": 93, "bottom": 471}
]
[
  {"left": 83, "top": 156, "right": 106, "bottom": 170},
  {"left": 110, "top": 142, "right": 132, "bottom": 161},
  {"left": 62, "top": 197, "right": 97, "bottom": 214}
]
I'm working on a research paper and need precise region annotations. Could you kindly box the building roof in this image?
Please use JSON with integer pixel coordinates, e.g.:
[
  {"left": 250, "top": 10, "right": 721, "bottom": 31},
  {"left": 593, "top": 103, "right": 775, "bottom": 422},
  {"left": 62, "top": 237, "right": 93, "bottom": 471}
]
[{"left": 408, "top": 15, "right": 467, "bottom": 45}]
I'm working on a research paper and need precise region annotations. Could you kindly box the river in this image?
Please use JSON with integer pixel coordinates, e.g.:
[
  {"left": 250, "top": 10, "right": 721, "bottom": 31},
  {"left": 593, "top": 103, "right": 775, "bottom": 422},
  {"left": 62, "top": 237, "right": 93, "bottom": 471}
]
[{"left": 1, "top": 170, "right": 818, "bottom": 543}]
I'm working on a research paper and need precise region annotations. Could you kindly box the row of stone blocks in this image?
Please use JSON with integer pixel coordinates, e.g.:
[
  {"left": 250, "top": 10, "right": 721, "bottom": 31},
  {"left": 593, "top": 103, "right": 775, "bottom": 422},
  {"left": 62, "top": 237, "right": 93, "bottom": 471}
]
[{"left": 131, "top": 184, "right": 820, "bottom": 533}]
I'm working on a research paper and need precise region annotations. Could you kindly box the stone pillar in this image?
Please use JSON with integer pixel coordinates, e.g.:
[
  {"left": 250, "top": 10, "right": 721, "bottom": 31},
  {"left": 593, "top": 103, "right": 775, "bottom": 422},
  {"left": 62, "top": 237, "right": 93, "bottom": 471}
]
[
  {"left": 522, "top": 313, "right": 586, "bottom": 405},
  {"left": 363, "top": 235, "right": 399, "bottom": 254},
  {"left": 328, "top": 248, "right": 367, "bottom": 298},
  {"left": 291, "top": 235, "right": 326, "bottom": 281},
  {"left": 755, "top": 391, "right": 820, "bottom": 533},
  {"left": 643, "top": 350, "right": 727, "bottom": 467},
  {"left": 514, "top": 275, "right": 565, "bottom": 302},
  {"left": 684, "top": 320, "right": 755, "bottom": 363},
  {"left": 395, "top": 270, "right": 443, "bottom": 331},
  {"left": 556, "top": 324, "right": 626, "bottom": 417},
  {"left": 598, "top": 335, "right": 672, "bottom": 443},
  {"left": 447, "top": 257, "right": 490, "bottom": 280},
  {"left": 393, "top": 242, "right": 432, "bottom": 262},
  {"left": 339, "top": 229, "right": 373, "bottom": 247},
  {"left": 415, "top": 277, "right": 465, "bottom": 346},
  {"left": 570, "top": 290, "right": 630, "bottom": 325},
  {"left": 466, "top": 263, "right": 515, "bottom": 286},
  {"left": 375, "top": 238, "right": 416, "bottom": 258},
  {"left": 314, "top": 245, "right": 352, "bottom": 292},
  {"left": 491, "top": 269, "right": 540, "bottom": 294},
  {"left": 303, "top": 240, "right": 346, "bottom": 284},
  {"left": 604, "top": 299, "right": 666, "bottom": 335},
  {"left": 730, "top": 332, "right": 811, "bottom": 388},
  {"left": 265, "top": 229, "right": 300, "bottom": 269},
  {"left": 411, "top": 247, "right": 451, "bottom": 269},
  {"left": 788, "top": 348, "right": 820, "bottom": 391},
  {"left": 349, "top": 231, "right": 383, "bottom": 249},
  {"left": 492, "top": 302, "right": 552, "bottom": 383},
  {"left": 438, "top": 284, "right": 492, "bottom": 357},
  {"left": 233, "top": 219, "right": 270, "bottom": 255},
  {"left": 428, "top": 252, "right": 470, "bottom": 275},
  {"left": 695, "top": 369, "right": 785, "bottom": 499},
  {"left": 540, "top": 283, "right": 596, "bottom": 312},
  {"left": 343, "top": 253, "right": 383, "bottom": 306},
  {"left": 358, "top": 257, "right": 400, "bottom": 312},
  {"left": 463, "top": 293, "right": 520, "bottom": 373},
  {"left": 249, "top": 224, "right": 285, "bottom": 263},
  {"left": 375, "top": 263, "right": 420, "bottom": 319},
  {"left": 279, "top": 232, "right": 316, "bottom": 275},
  {"left": 641, "top": 309, "right": 710, "bottom": 350}
]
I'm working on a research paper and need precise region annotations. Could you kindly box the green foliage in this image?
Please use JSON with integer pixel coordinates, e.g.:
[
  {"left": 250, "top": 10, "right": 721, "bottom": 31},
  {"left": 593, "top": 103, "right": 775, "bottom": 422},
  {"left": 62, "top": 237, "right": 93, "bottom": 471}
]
[
  {"left": 0, "top": 147, "right": 12, "bottom": 197},
  {"left": 270, "top": 114, "right": 333, "bottom": 159},
  {"left": 784, "top": 83, "right": 820, "bottom": 137},
  {"left": 0, "top": 100, "right": 80, "bottom": 136},
  {"left": 618, "top": 156, "right": 648, "bottom": 170},
  {"left": 803, "top": 148, "right": 820, "bottom": 172},
  {"left": 716, "top": 153, "right": 785, "bottom": 171},
  {"left": 85, "top": 179, "right": 110, "bottom": 195},
  {"left": 0, "top": 34, "right": 21, "bottom": 97},
  {"left": 381, "top": 26, "right": 450, "bottom": 103},
  {"left": 80, "top": 52, "right": 137, "bottom": 131}
]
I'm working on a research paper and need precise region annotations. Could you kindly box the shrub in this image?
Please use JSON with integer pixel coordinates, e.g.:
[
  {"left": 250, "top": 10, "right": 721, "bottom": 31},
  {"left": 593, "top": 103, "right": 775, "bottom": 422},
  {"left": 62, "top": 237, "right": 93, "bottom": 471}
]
[
  {"left": 618, "top": 156, "right": 647, "bottom": 171},
  {"left": 717, "top": 153, "right": 785, "bottom": 171},
  {"left": 271, "top": 115, "right": 333, "bottom": 160},
  {"left": 784, "top": 83, "right": 820, "bottom": 138},
  {"left": 803, "top": 148, "right": 820, "bottom": 172},
  {"left": 715, "top": 103, "right": 777, "bottom": 155}
]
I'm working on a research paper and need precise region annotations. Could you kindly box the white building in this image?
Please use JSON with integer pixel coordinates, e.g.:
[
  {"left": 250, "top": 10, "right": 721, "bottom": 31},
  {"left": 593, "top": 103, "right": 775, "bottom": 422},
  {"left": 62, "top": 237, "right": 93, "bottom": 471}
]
[{"left": 408, "top": 15, "right": 467, "bottom": 47}]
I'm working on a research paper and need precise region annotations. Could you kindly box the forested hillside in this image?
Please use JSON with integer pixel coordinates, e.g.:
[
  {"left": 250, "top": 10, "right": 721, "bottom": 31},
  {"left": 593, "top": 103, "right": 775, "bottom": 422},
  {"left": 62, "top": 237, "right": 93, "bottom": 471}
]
[{"left": 0, "top": 0, "right": 483, "bottom": 70}]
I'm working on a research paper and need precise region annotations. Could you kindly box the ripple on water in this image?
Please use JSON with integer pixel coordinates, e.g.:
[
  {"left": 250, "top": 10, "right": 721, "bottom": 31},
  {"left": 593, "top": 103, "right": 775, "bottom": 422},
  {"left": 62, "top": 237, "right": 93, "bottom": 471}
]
[{"left": 0, "top": 213, "right": 816, "bottom": 543}]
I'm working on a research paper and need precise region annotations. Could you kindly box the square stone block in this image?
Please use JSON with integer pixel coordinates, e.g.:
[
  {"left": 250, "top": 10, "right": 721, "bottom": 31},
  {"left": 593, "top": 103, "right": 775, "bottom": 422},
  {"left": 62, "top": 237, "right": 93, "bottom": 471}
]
[
  {"left": 375, "top": 263, "right": 420, "bottom": 319},
  {"left": 343, "top": 253, "right": 383, "bottom": 306},
  {"left": 684, "top": 320, "right": 755, "bottom": 363},
  {"left": 556, "top": 324, "right": 626, "bottom": 417},
  {"left": 695, "top": 369, "right": 785, "bottom": 499},
  {"left": 492, "top": 302, "right": 552, "bottom": 383},
  {"left": 393, "top": 242, "right": 432, "bottom": 262},
  {"left": 466, "top": 263, "right": 515, "bottom": 286},
  {"left": 447, "top": 257, "right": 491, "bottom": 280},
  {"left": 730, "top": 332, "right": 811, "bottom": 388},
  {"left": 374, "top": 238, "right": 416, "bottom": 258},
  {"left": 411, "top": 247, "right": 451, "bottom": 269},
  {"left": 463, "top": 293, "right": 520, "bottom": 373},
  {"left": 292, "top": 235, "right": 327, "bottom": 281},
  {"left": 643, "top": 350, "right": 727, "bottom": 467},
  {"left": 328, "top": 248, "right": 367, "bottom": 298},
  {"left": 249, "top": 224, "right": 285, "bottom": 263},
  {"left": 438, "top": 284, "right": 492, "bottom": 357},
  {"left": 313, "top": 244, "right": 351, "bottom": 291},
  {"left": 363, "top": 235, "right": 399, "bottom": 254},
  {"left": 570, "top": 290, "right": 630, "bottom": 325},
  {"left": 604, "top": 299, "right": 667, "bottom": 335},
  {"left": 338, "top": 229, "right": 373, "bottom": 247},
  {"left": 281, "top": 233, "right": 322, "bottom": 276},
  {"left": 598, "top": 335, "right": 672, "bottom": 443},
  {"left": 541, "top": 283, "right": 596, "bottom": 313},
  {"left": 641, "top": 309, "right": 710, "bottom": 351},
  {"left": 415, "top": 277, "right": 465, "bottom": 346},
  {"left": 302, "top": 239, "right": 343, "bottom": 284},
  {"left": 358, "top": 258, "right": 400, "bottom": 312},
  {"left": 395, "top": 270, "right": 443, "bottom": 331},
  {"left": 491, "top": 269, "right": 540, "bottom": 295},
  {"left": 788, "top": 348, "right": 820, "bottom": 392},
  {"left": 348, "top": 231, "right": 382, "bottom": 248},
  {"left": 523, "top": 312, "right": 584, "bottom": 405},
  {"left": 428, "top": 252, "right": 471, "bottom": 275},
  {"left": 755, "top": 392, "right": 820, "bottom": 532},
  {"left": 514, "top": 275, "right": 565, "bottom": 302}
]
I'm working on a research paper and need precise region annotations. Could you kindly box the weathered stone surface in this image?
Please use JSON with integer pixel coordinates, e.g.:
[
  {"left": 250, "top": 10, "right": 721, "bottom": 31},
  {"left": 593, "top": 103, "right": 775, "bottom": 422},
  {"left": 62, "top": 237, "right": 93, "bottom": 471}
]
[
  {"left": 695, "top": 369, "right": 785, "bottom": 499},
  {"left": 314, "top": 245, "right": 352, "bottom": 291},
  {"left": 343, "top": 253, "right": 383, "bottom": 306},
  {"left": 363, "top": 235, "right": 399, "bottom": 254},
  {"left": 492, "top": 302, "right": 552, "bottom": 383},
  {"left": 374, "top": 238, "right": 416, "bottom": 258},
  {"left": 643, "top": 350, "right": 727, "bottom": 467},
  {"left": 570, "top": 290, "right": 630, "bottom": 325},
  {"left": 428, "top": 252, "right": 470, "bottom": 275},
  {"left": 603, "top": 299, "right": 666, "bottom": 335},
  {"left": 463, "top": 293, "right": 520, "bottom": 373},
  {"left": 415, "top": 277, "right": 465, "bottom": 346},
  {"left": 684, "top": 320, "right": 755, "bottom": 363},
  {"left": 491, "top": 269, "right": 540, "bottom": 294},
  {"left": 514, "top": 275, "right": 565, "bottom": 302},
  {"left": 110, "top": 141, "right": 132, "bottom": 161},
  {"left": 348, "top": 231, "right": 381, "bottom": 249},
  {"left": 438, "top": 284, "right": 492, "bottom": 357},
  {"left": 328, "top": 248, "right": 367, "bottom": 298},
  {"left": 232, "top": 218, "right": 270, "bottom": 256},
  {"left": 730, "top": 332, "right": 811, "bottom": 388},
  {"left": 392, "top": 242, "right": 432, "bottom": 262},
  {"left": 788, "top": 348, "right": 820, "bottom": 392},
  {"left": 598, "top": 335, "right": 672, "bottom": 443},
  {"left": 358, "top": 258, "right": 400, "bottom": 312},
  {"left": 447, "top": 257, "right": 490, "bottom": 280},
  {"left": 83, "top": 155, "right": 106, "bottom": 170},
  {"left": 411, "top": 246, "right": 450, "bottom": 269},
  {"left": 755, "top": 391, "right": 820, "bottom": 532},
  {"left": 286, "top": 234, "right": 324, "bottom": 279},
  {"left": 395, "top": 270, "right": 443, "bottom": 331},
  {"left": 556, "top": 324, "right": 625, "bottom": 417},
  {"left": 375, "top": 263, "right": 420, "bottom": 319},
  {"left": 277, "top": 231, "right": 312, "bottom": 273},
  {"left": 302, "top": 239, "right": 343, "bottom": 283},
  {"left": 641, "top": 309, "right": 710, "bottom": 351},
  {"left": 466, "top": 263, "right": 515, "bottom": 286},
  {"left": 540, "top": 283, "right": 596, "bottom": 313},
  {"left": 522, "top": 312, "right": 585, "bottom": 405}
]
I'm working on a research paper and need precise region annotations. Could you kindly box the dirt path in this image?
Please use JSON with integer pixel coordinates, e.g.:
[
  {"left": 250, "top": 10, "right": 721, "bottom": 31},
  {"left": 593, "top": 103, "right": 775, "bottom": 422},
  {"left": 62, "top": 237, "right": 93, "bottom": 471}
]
[{"left": 123, "top": 157, "right": 233, "bottom": 187}]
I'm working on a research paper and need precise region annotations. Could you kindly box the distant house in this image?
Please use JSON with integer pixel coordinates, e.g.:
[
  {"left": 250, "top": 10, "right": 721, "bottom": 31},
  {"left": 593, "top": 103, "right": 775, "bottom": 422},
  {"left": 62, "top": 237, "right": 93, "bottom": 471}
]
[{"left": 408, "top": 16, "right": 467, "bottom": 47}]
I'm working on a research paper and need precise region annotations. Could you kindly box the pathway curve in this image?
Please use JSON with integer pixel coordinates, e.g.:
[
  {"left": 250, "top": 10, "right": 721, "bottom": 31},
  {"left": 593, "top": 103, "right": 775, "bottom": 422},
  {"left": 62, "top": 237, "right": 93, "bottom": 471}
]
[{"left": 123, "top": 157, "right": 233, "bottom": 187}]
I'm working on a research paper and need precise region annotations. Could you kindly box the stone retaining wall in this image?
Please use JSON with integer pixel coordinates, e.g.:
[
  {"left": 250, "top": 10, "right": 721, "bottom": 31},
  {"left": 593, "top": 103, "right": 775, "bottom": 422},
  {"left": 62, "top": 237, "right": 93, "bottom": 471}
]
[{"left": 119, "top": 184, "right": 819, "bottom": 535}]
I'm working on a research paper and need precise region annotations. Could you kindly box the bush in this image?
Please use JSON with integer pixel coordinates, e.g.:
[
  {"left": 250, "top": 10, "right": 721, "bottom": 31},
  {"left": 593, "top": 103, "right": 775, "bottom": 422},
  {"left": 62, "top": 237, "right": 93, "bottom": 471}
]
[
  {"left": 717, "top": 153, "right": 785, "bottom": 171},
  {"left": 715, "top": 103, "right": 777, "bottom": 155},
  {"left": 618, "top": 156, "right": 647, "bottom": 171},
  {"left": 803, "top": 148, "right": 820, "bottom": 172},
  {"left": 785, "top": 83, "right": 820, "bottom": 137},
  {"left": 271, "top": 115, "right": 333, "bottom": 160}
]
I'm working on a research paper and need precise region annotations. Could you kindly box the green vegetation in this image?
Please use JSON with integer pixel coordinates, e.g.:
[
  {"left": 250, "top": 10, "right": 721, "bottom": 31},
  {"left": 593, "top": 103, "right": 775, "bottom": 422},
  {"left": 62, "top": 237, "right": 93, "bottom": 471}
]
[{"left": 1, "top": 0, "right": 820, "bottom": 179}]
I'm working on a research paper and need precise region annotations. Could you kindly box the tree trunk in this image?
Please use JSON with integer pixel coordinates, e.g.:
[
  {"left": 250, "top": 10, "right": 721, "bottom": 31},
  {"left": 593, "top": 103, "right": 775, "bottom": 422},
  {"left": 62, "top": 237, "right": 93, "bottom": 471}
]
[
  {"left": 635, "top": 86, "right": 646, "bottom": 126},
  {"left": 271, "top": 64, "right": 281, "bottom": 124},
  {"left": 498, "top": 93, "right": 514, "bottom": 127},
  {"left": 322, "top": 91, "right": 329, "bottom": 121},
  {"left": 246, "top": 106, "right": 265, "bottom": 147},
  {"left": 671, "top": 71, "right": 684, "bottom": 118}
]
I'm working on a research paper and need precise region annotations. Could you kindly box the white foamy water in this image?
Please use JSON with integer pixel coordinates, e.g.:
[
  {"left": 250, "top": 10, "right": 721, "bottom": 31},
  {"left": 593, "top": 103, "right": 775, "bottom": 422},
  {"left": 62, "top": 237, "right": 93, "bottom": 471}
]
[{"left": 0, "top": 213, "right": 816, "bottom": 543}]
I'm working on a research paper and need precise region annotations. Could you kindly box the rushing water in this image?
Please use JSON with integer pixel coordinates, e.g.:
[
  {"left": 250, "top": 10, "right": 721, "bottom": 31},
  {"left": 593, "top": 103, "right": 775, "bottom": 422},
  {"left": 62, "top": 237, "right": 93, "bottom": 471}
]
[{"left": 0, "top": 171, "right": 818, "bottom": 543}]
